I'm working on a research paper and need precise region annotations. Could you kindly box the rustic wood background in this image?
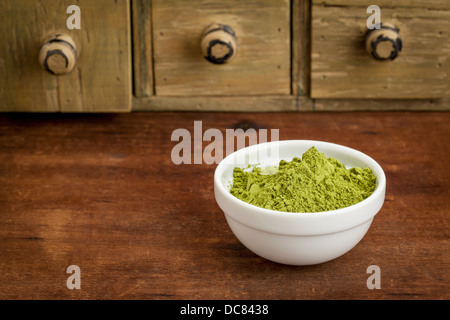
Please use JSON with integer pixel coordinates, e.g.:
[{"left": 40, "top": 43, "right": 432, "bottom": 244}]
[{"left": 0, "top": 111, "right": 448, "bottom": 299}]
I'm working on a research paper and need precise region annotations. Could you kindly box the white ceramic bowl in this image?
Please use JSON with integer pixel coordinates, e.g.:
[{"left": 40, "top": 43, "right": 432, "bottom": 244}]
[{"left": 214, "top": 140, "right": 386, "bottom": 265}]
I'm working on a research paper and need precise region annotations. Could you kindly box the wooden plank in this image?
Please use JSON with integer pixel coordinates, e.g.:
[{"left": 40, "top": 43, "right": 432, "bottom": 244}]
[
  {"left": 0, "top": 111, "right": 449, "bottom": 299},
  {"left": 132, "top": 0, "right": 154, "bottom": 97},
  {"left": 292, "top": 0, "right": 311, "bottom": 96},
  {"left": 152, "top": 0, "right": 291, "bottom": 96},
  {"left": 133, "top": 95, "right": 309, "bottom": 111},
  {"left": 314, "top": 97, "right": 450, "bottom": 111},
  {"left": 311, "top": 3, "right": 450, "bottom": 99},
  {"left": 0, "top": 1, "right": 60, "bottom": 112},
  {"left": 131, "top": 95, "right": 450, "bottom": 111},
  {"left": 313, "top": 0, "right": 450, "bottom": 10},
  {"left": 0, "top": 0, "right": 132, "bottom": 112}
]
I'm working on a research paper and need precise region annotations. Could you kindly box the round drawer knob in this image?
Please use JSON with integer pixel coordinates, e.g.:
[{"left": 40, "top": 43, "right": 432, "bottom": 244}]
[
  {"left": 39, "top": 34, "right": 78, "bottom": 75},
  {"left": 365, "top": 23, "right": 402, "bottom": 61},
  {"left": 200, "top": 24, "right": 237, "bottom": 64}
]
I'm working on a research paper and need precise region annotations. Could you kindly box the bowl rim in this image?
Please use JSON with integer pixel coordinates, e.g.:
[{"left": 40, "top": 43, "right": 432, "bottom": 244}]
[{"left": 214, "top": 140, "right": 386, "bottom": 234}]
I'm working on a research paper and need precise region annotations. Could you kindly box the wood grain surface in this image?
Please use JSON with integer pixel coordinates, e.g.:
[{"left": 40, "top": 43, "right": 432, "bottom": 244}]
[
  {"left": 311, "top": 0, "right": 450, "bottom": 99},
  {"left": 292, "top": 0, "right": 311, "bottom": 96},
  {"left": 132, "top": 0, "right": 154, "bottom": 98},
  {"left": 0, "top": 112, "right": 448, "bottom": 300},
  {"left": 151, "top": 0, "right": 291, "bottom": 96},
  {"left": 0, "top": 0, "right": 131, "bottom": 112}
]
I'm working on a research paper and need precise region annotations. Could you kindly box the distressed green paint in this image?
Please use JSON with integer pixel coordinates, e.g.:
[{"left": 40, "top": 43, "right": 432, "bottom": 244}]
[{"left": 230, "top": 147, "right": 377, "bottom": 213}]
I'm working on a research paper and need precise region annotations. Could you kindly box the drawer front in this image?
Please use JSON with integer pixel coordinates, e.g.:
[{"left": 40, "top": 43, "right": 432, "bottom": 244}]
[
  {"left": 152, "top": 0, "right": 291, "bottom": 96},
  {"left": 0, "top": 0, "right": 131, "bottom": 112},
  {"left": 310, "top": 0, "right": 450, "bottom": 99}
]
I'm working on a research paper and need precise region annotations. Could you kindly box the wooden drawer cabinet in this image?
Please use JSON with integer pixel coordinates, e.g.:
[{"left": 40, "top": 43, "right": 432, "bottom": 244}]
[
  {"left": 310, "top": 0, "right": 450, "bottom": 99},
  {"left": 0, "top": 1, "right": 449, "bottom": 112},
  {"left": 0, "top": 0, "right": 131, "bottom": 112},
  {"left": 150, "top": 0, "right": 291, "bottom": 96}
]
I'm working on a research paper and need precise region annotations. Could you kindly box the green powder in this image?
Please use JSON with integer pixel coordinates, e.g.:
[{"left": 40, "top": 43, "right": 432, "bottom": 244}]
[{"left": 230, "top": 146, "right": 377, "bottom": 213}]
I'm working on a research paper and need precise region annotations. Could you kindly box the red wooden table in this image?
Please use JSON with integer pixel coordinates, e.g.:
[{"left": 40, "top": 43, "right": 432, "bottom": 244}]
[{"left": 0, "top": 111, "right": 448, "bottom": 300}]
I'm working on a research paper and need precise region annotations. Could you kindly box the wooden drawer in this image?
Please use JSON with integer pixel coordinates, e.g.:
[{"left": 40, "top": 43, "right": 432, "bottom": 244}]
[
  {"left": 150, "top": 0, "right": 291, "bottom": 96},
  {"left": 0, "top": 0, "right": 131, "bottom": 112},
  {"left": 310, "top": 0, "right": 450, "bottom": 99}
]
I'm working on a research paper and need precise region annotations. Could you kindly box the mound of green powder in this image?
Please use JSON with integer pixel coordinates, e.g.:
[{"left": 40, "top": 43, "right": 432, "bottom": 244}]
[{"left": 230, "top": 146, "right": 377, "bottom": 213}]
